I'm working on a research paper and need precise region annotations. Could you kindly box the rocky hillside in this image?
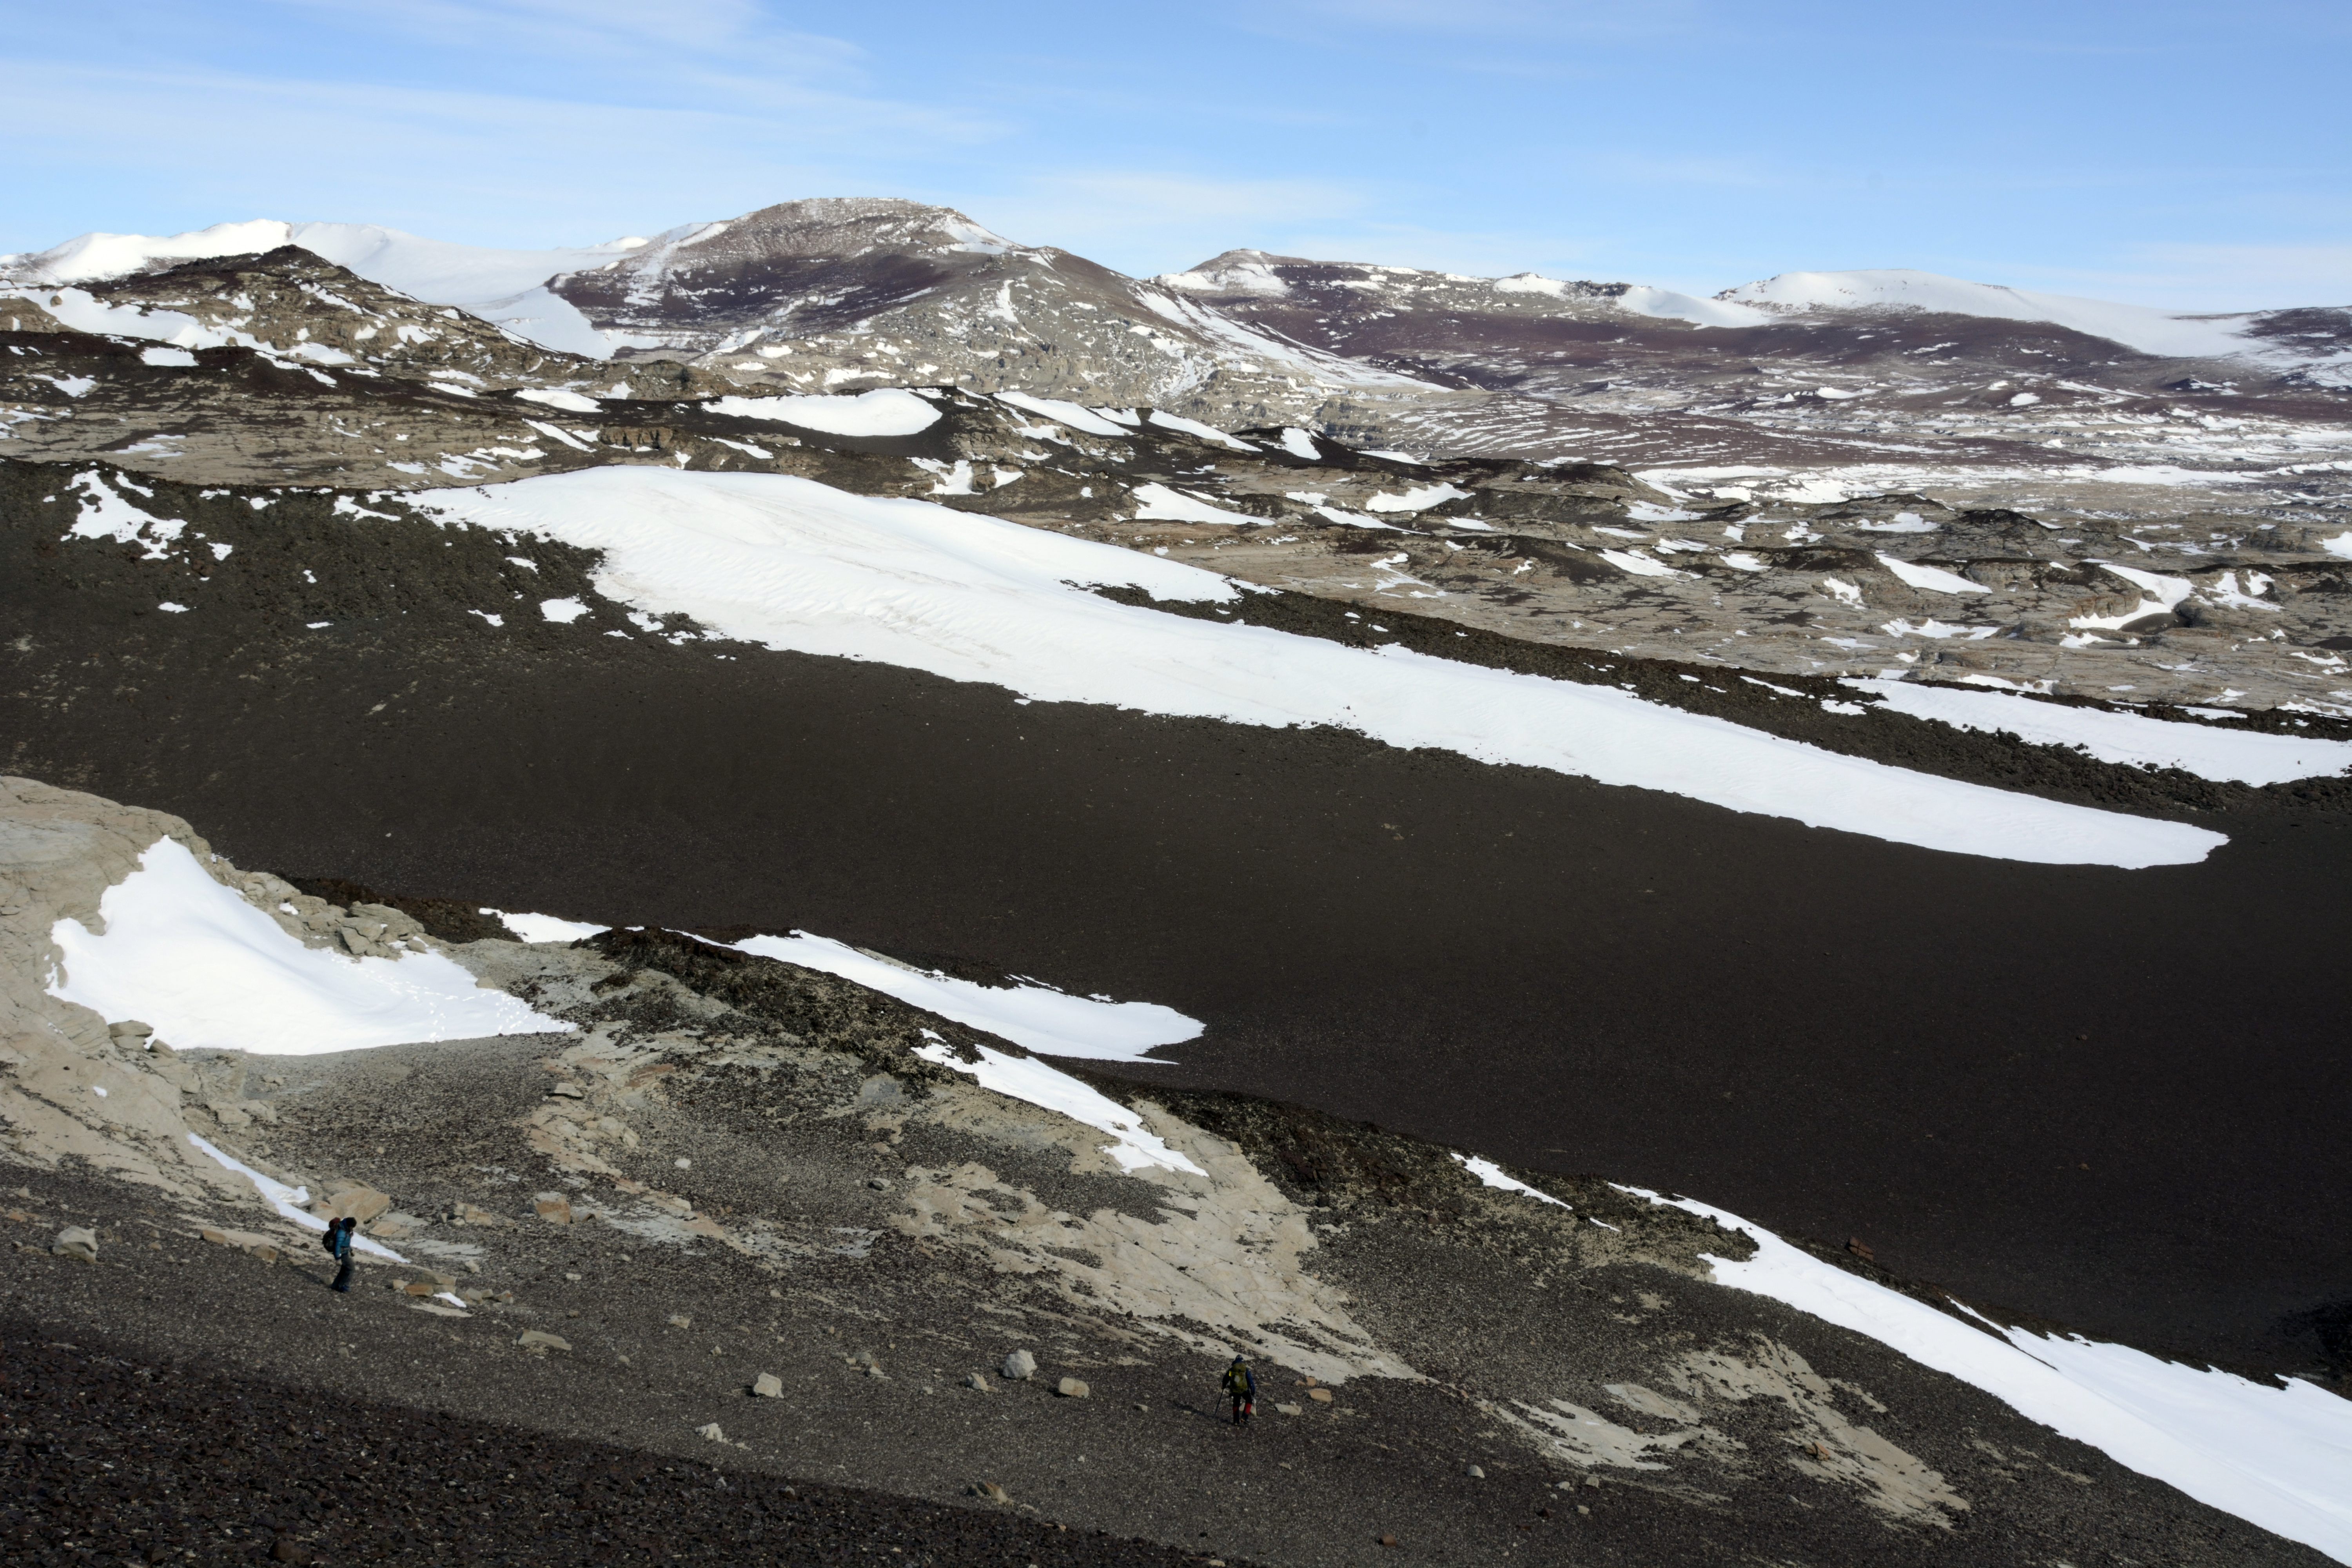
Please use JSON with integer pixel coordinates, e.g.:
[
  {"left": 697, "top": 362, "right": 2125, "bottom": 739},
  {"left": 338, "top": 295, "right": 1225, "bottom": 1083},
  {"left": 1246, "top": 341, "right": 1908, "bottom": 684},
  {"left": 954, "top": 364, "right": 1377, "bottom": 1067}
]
[{"left": 2, "top": 777, "right": 2333, "bottom": 1568}]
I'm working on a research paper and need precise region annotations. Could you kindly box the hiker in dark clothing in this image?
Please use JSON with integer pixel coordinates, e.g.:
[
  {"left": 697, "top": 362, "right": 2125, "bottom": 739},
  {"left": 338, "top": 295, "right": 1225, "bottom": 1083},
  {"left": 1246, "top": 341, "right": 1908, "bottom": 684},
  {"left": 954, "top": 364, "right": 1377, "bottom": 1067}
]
[
  {"left": 1221, "top": 1356, "right": 1255, "bottom": 1425},
  {"left": 322, "top": 1215, "right": 357, "bottom": 1292}
]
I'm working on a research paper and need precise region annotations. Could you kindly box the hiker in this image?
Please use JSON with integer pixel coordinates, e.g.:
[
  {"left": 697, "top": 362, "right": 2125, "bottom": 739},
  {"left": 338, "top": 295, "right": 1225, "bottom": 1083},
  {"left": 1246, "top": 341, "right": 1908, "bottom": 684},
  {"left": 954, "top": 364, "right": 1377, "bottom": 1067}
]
[
  {"left": 322, "top": 1215, "right": 358, "bottom": 1293},
  {"left": 1221, "top": 1355, "right": 1255, "bottom": 1425}
]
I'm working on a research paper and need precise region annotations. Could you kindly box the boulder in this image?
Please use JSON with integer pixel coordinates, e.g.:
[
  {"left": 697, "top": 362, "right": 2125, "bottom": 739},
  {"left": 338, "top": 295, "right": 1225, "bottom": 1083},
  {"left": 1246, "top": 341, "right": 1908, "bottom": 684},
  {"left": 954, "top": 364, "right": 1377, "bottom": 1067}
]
[
  {"left": 51, "top": 1225, "right": 98, "bottom": 1262},
  {"left": 1308, "top": 1387, "right": 1334, "bottom": 1403},
  {"left": 316, "top": 1185, "right": 391, "bottom": 1225},
  {"left": 752, "top": 1373, "right": 784, "bottom": 1398},
  {"left": 1055, "top": 1377, "right": 1090, "bottom": 1399},
  {"left": 1001, "top": 1348, "right": 1036, "bottom": 1381}
]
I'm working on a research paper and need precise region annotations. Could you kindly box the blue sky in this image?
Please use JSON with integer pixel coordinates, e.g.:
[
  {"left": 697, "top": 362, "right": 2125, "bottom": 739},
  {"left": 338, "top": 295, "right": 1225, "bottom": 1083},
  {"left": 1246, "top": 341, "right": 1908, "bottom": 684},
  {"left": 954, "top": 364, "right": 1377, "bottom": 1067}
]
[{"left": 4, "top": 0, "right": 2346, "bottom": 309}]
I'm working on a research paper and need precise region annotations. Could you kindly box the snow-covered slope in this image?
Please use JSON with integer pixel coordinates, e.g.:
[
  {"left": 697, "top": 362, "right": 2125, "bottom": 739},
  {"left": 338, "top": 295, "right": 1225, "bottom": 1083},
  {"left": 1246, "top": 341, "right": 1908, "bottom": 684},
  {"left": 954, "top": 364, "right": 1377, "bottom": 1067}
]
[{"left": 1719, "top": 269, "right": 2267, "bottom": 359}]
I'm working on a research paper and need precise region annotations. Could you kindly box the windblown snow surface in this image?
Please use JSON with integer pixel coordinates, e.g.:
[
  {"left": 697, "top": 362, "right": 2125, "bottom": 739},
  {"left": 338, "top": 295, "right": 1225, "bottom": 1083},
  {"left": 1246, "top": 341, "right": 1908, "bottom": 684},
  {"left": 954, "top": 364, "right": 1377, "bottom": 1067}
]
[
  {"left": 46, "top": 839, "right": 566, "bottom": 1053},
  {"left": 412, "top": 467, "right": 2222, "bottom": 869}
]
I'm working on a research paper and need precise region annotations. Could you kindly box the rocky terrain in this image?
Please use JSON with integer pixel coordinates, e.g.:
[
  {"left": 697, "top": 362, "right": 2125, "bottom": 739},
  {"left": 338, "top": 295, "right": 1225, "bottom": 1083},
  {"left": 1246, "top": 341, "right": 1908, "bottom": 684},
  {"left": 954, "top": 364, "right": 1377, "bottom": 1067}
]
[
  {"left": 1, "top": 779, "right": 2335, "bottom": 1567},
  {"left": 2, "top": 198, "right": 2348, "bottom": 1566}
]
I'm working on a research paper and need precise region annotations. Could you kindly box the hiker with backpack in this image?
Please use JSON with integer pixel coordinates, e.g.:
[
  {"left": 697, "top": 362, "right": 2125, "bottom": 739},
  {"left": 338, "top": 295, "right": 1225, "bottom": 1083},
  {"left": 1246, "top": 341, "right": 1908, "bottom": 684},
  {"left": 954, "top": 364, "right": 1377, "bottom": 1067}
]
[
  {"left": 1221, "top": 1354, "right": 1255, "bottom": 1425},
  {"left": 322, "top": 1214, "right": 358, "bottom": 1293}
]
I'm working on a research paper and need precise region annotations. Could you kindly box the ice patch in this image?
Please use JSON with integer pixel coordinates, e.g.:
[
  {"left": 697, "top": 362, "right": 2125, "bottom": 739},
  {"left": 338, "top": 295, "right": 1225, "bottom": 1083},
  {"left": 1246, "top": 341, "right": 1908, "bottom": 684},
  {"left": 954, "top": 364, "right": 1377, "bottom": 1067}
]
[
  {"left": 47, "top": 839, "right": 566, "bottom": 1054},
  {"left": 485, "top": 910, "right": 610, "bottom": 944},
  {"left": 187, "top": 1134, "right": 407, "bottom": 1263},
  {"left": 911, "top": 1042, "right": 1204, "bottom": 1175},
  {"left": 1635, "top": 1185, "right": 2352, "bottom": 1565},
  {"left": 1277, "top": 428, "right": 1321, "bottom": 461},
  {"left": 705, "top": 389, "right": 941, "bottom": 437},
  {"left": 1454, "top": 1153, "right": 1570, "bottom": 1209},
  {"left": 1145, "top": 409, "right": 1255, "bottom": 451},
  {"left": 1131, "top": 483, "right": 1247, "bottom": 525},
  {"left": 515, "top": 388, "right": 602, "bottom": 414},
  {"left": 729, "top": 931, "right": 1201, "bottom": 1063},
  {"left": 1366, "top": 483, "right": 1472, "bottom": 513},
  {"left": 410, "top": 468, "right": 2223, "bottom": 869},
  {"left": 995, "top": 390, "right": 1125, "bottom": 437},
  {"left": 1850, "top": 681, "right": 2352, "bottom": 785},
  {"left": 1877, "top": 554, "right": 1985, "bottom": 595}
]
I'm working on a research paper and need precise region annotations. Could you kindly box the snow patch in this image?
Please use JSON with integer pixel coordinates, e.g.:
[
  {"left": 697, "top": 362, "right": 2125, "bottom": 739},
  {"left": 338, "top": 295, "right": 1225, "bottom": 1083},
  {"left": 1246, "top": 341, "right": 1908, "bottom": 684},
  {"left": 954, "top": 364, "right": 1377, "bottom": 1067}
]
[
  {"left": 706, "top": 389, "right": 940, "bottom": 437},
  {"left": 46, "top": 839, "right": 567, "bottom": 1054},
  {"left": 912, "top": 1042, "right": 1204, "bottom": 1176},
  {"left": 409, "top": 468, "right": 2222, "bottom": 869}
]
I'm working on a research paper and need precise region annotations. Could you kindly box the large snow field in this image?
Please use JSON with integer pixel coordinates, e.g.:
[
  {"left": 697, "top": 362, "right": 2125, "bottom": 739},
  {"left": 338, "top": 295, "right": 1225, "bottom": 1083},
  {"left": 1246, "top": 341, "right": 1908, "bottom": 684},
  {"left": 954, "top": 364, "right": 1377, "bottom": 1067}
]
[
  {"left": 47, "top": 839, "right": 567, "bottom": 1054},
  {"left": 414, "top": 467, "right": 2223, "bottom": 869},
  {"left": 1612, "top": 1184, "right": 2352, "bottom": 1564},
  {"left": 1851, "top": 679, "right": 2352, "bottom": 786}
]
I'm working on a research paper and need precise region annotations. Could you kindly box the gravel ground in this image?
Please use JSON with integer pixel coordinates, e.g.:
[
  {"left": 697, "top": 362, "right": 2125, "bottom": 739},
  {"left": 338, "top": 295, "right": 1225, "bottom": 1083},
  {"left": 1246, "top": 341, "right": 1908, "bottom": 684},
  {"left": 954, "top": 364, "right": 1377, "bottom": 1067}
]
[{"left": 0, "top": 1321, "right": 1229, "bottom": 1567}]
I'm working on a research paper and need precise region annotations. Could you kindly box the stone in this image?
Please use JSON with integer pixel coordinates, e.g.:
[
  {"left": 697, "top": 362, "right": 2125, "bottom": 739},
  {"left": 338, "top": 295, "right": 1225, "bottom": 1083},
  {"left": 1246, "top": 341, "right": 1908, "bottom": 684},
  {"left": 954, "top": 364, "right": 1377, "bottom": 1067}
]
[
  {"left": 316, "top": 1185, "right": 391, "bottom": 1225},
  {"left": 107, "top": 1020, "right": 153, "bottom": 1042},
  {"left": 517, "top": 1330, "right": 572, "bottom": 1353},
  {"left": 549, "top": 1082, "right": 586, "bottom": 1099},
  {"left": 962, "top": 1372, "right": 992, "bottom": 1392},
  {"left": 1464, "top": 1464, "right": 1485, "bottom": 1479},
  {"left": 1377, "top": 1534, "right": 1398, "bottom": 1548},
  {"left": 1274, "top": 1402, "right": 1302, "bottom": 1417},
  {"left": 1576, "top": 1505, "right": 1591, "bottom": 1516},
  {"left": 866, "top": 1177, "right": 891, "bottom": 1191},
  {"left": 1001, "top": 1348, "right": 1036, "bottom": 1381},
  {"left": 534, "top": 1194, "right": 573, "bottom": 1224},
  {"left": 451, "top": 1202, "right": 510, "bottom": 1227},
  {"left": 270, "top": 1535, "right": 303, "bottom": 1562},
  {"left": 51, "top": 1225, "right": 98, "bottom": 1262},
  {"left": 968, "top": 1482, "right": 1010, "bottom": 1504},
  {"left": 1055, "top": 1377, "right": 1089, "bottom": 1399},
  {"left": 752, "top": 1373, "right": 784, "bottom": 1398},
  {"left": 667, "top": 1314, "right": 693, "bottom": 1329},
  {"left": 1308, "top": 1387, "right": 1334, "bottom": 1403},
  {"left": 697, "top": 1423, "right": 726, "bottom": 1443}
]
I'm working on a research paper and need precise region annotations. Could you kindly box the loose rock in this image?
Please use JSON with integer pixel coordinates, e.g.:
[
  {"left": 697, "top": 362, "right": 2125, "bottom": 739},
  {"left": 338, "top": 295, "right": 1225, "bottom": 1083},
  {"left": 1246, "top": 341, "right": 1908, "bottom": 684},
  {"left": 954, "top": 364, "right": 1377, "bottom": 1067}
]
[
  {"left": 697, "top": 1423, "right": 726, "bottom": 1443},
  {"left": 962, "top": 1372, "right": 992, "bottom": 1392},
  {"left": 51, "top": 1226, "right": 98, "bottom": 1263},
  {"left": 969, "top": 1481, "right": 1010, "bottom": 1504},
  {"left": 534, "top": 1194, "right": 573, "bottom": 1224},
  {"left": 1308, "top": 1388, "right": 1334, "bottom": 1403},
  {"left": 1464, "top": 1464, "right": 1485, "bottom": 1479},
  {"left": 517, "top": 1330, "right": 572, "bottom": 1353},
  {"left": 752, "top": 1373, "right": 784, "bottom": 1397},
  {"left": 1001, "top": 1349, "right": 1036, "bottom": 1381},
  {"left": 1055, "top": 1377, "right": 1089, "bottom": 1399},
  {"left": 1275, "top": 1402, "right": 1303, "bottom": 1417}
]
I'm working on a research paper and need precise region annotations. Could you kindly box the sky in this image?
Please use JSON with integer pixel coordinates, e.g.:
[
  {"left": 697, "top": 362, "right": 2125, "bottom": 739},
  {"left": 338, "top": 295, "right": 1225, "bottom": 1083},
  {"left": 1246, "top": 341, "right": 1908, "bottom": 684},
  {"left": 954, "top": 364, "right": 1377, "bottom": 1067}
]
[{"left": 3, "top": 0, "right": 2347, "bottom": 310}]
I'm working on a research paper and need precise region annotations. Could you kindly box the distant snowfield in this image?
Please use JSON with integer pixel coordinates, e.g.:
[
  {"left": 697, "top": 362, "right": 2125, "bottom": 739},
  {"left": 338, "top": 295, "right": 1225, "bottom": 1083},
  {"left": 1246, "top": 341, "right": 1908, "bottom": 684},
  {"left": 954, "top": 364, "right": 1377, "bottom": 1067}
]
[
  {"left": 414, "top": 466, "right": 2222, "bottom": 869},
  {"left": 1720, "top": 269, "right": 2267, "bottom": 359},
  {"left": 1851, "top": 679, "right": 2352, "bottom": 786},
  {"left": 47, "top": 840, "right": 567, "bottom": 1053}
]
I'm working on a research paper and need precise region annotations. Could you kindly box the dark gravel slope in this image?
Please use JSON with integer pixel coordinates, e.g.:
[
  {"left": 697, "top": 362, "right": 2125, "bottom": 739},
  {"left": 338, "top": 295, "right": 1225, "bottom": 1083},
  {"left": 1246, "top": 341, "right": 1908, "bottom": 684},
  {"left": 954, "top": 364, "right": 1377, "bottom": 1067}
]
[
  {"left": 5, "top": 461, "right": 2349, "bottom": 1379},
  {"left": 0, "top": 1325, "right": 1226, "bottom": 1568}
]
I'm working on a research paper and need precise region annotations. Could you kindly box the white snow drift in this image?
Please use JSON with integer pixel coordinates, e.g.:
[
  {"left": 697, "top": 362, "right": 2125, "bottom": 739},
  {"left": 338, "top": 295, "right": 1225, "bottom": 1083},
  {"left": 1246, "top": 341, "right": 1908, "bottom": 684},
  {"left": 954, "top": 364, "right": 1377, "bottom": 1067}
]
[
  {"left": 478, "top": 910, "right": 1203, "bottom": 1064},
  {"left": 727, "top": 932, "right": 1201, "bottom": 1063},
  {"left": 704, "top": 389, "right": 942, "bottom": 437},
  {"left": 1617, "top": 1184, "right": 2352, "bottom": 1565},
  {"left": 47, "top": 839, "right": 567, "bottom": 1054},
  {"left": 911, "top": 1041, "right": 1204, "bottom": 1176},
  {"left": 1851, "top": 679, "right": 2352, "bottom": 786},
  {"left": 415, "top": 467, "right": 2222, "bottom": 869}
]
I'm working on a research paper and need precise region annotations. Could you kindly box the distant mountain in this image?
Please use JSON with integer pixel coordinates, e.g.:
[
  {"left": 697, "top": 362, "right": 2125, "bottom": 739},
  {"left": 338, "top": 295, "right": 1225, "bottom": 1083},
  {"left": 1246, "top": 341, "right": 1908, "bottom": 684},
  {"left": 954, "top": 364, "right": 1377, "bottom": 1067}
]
[{"left": 7, "top": 201, "right": 2349, "bottom": 517}]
